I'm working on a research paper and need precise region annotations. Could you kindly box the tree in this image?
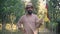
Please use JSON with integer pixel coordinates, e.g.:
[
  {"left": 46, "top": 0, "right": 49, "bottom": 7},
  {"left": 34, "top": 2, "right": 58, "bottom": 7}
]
[
  {"left": 48, "top": 0, "right": 60, "bottom": 22},
  {"left": 48, "top": 0, "right": 60, "bottom": 32},
  {"left": 31, "top": 0, "right": 39, "bottom": 14},
  {"left": 0, "top": 0, "right": 25, "bottom": 24}
]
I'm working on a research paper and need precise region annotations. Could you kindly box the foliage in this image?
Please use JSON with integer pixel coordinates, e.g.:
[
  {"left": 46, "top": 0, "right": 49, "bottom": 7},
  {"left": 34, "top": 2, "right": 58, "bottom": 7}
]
[
  {"left": 0, "top": 0, "right": 25, "bottom": 23},
  {"left": 31, "top": 0, "right": 39, "bottom": 14},
  {"left": 48, "top": 0, "right": 60, "bottom": 22},
  {"left": 47, "top": 0, "right": 60, "bottom": 32}
]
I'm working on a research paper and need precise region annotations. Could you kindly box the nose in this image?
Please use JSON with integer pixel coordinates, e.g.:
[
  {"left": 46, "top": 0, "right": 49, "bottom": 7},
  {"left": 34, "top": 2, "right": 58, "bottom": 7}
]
[{"left": 28, "top": 8, "right": 33, "bottom": 10}]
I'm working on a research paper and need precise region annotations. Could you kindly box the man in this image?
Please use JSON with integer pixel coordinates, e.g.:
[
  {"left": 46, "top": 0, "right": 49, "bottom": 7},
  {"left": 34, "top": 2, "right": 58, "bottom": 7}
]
[{"left": 17, "top": 3, "right": 43, "bottom": 34}]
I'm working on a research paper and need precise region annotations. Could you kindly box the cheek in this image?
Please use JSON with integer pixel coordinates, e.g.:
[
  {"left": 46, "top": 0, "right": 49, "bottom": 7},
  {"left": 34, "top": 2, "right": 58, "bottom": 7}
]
[
  {"left": 28, "top": 8, "right": 33, "bottom": 10},
  {"left": 30, "top": 9, "right": 33, "bottom": 10}
]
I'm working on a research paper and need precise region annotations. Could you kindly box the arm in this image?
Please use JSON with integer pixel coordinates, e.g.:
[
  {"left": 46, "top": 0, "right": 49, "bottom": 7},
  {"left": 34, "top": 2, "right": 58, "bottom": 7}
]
[
  {"left": 35, "top": 15, "right": 43, "bottom": 28},
  {"left": 17, "top": 16, "right": 23, "bottom": 30}
]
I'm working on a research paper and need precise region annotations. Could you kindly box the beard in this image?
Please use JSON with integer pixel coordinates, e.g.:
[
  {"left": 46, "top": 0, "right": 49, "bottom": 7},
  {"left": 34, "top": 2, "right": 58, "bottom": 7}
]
[{"left": 27, "top": 10, "right": 33, "bottom": 15}]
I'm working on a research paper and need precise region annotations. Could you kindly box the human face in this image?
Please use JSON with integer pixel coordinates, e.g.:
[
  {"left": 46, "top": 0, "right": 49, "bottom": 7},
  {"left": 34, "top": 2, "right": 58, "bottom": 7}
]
[{"left": 26, "top": 6, "right": 33, "bottom": 15}]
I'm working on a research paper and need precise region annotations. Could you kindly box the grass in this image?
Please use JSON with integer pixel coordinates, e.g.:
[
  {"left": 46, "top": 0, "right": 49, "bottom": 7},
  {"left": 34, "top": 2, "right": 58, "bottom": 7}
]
[
  {"left": 0, "top": 30, "right": 23, "bottom": 34},
  {"left": 0, "top": 30, "right": 22, "bottom": 34}
]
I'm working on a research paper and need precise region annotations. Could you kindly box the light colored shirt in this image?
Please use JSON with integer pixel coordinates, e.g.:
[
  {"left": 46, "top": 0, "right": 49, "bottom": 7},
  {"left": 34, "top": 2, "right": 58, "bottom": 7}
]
[{"left": 17, "top": 14, "right": 43, "bottom": 34}]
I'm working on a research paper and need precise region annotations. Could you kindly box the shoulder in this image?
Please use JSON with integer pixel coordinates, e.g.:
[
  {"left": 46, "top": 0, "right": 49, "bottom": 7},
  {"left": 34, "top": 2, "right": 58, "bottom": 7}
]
[
  {"left": 32, "top": 14, "right": 39, "bottom": 20},
  {"left": 21, "top": 15, "right": 25, "bottom": 18},
  {"left": 32, "top": 14, "right": 38, "bottom": 17},
  {"left": 20, "top": 15, "right": 26, "bottom": 19}
]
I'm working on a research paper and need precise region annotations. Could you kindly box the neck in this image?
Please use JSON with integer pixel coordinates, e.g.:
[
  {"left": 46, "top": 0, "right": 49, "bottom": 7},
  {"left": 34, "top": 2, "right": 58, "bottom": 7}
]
[{"left": 26, "top": 13, "right": 33, "bottom": 16}]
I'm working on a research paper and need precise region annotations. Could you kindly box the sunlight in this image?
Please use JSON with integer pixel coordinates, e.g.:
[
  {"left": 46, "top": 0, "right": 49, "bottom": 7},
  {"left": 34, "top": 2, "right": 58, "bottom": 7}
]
[
  {"left": 38, "top": 0, "right": 50, "bottom": 22},
  {"left": 21, "top": 0, "right": 31, "bottom": 6},
  {"left": 25, "top": 0, "right": 31, "bottom": 2},
  {"left": 5, "top": 23, "right": 17, "bottom": 32},
  {"left": 12, "top": 24, "right": 18, "bottom": 32},
  {"left": 5, "top": 23, "right": 11, "bottom": 30}
]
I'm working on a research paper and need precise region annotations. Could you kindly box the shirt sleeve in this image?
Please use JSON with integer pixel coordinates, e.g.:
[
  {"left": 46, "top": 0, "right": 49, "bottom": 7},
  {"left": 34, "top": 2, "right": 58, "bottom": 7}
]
[
  {"left": 17, "top": 16, "right": 23, "bottom": 28},
  {"left": 35, "top": 15, "right": 39, "bottom": 23},
  {"left": 35, "top": 15, "right": 43, "bottom": 28}
]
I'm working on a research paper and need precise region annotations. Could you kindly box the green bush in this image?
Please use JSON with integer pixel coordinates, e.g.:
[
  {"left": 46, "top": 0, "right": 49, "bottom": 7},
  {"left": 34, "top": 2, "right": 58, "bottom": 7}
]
[{"left": 45, "top": 22, "right": 58, "bottom": 32}]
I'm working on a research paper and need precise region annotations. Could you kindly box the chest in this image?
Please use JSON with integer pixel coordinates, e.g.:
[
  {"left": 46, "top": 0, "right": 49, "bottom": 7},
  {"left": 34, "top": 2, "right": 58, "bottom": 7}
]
[{"left": 23, "top": 16, "right": 36, "bottom": 23}]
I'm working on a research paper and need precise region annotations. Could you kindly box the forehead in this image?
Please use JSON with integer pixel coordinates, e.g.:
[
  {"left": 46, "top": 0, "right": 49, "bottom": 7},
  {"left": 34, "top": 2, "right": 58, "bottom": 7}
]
[
  {"left": 27, "top": 5, "right": 32, "bottom": 7},
  {"left": 26, "top": 5, "right": 33, "bottom": 9}
]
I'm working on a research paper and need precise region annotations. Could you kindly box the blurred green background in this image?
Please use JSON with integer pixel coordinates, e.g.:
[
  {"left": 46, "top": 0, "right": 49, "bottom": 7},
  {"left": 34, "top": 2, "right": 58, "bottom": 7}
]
[{"left": 0, "top": 0, "right": 60, "bottom": 34}]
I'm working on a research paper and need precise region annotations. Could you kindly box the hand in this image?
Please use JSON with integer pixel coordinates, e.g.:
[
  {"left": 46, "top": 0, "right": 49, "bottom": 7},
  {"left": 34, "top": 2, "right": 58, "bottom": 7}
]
[
  {"left": 18, "top": 27, "right": 26, "bottom": 33},
  {"left": 33, "top": 30, "right": 38, "bottom": 34}
]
